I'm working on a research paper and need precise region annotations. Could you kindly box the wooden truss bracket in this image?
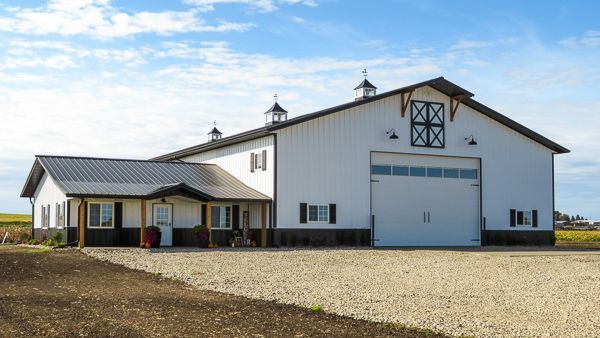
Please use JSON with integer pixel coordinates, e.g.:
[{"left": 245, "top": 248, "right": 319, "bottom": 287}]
[
  {"left": 400, "top": 90, "right": 414, "bottom": 118},
  {"left": 450, "top": 94, "right": 464, "bottom": 121}
]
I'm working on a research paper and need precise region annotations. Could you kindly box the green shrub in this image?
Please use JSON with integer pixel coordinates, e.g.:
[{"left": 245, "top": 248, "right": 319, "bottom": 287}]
[
  {"left": 27, "top": 239, "right": 40, "bottom": 245},
  {"left": 310, "top": 304, "right": 323, "bottom": 312},
  {"left": 41, "top": 239, "right": 54, "bottom": 246},
  {"left": 51, "top": 232, "right": 63, "bottom": 244},
  {"left": 556, "top": 230, "right": 600, "bottom": 242}
]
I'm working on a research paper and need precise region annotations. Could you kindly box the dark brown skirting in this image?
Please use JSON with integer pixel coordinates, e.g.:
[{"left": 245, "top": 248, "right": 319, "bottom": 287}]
[
  {"left": 482, "top": 230, "right": 555, "bottom": 246},
  {"left": 274, "top": 229, "right": 371, "bottom": 247}
]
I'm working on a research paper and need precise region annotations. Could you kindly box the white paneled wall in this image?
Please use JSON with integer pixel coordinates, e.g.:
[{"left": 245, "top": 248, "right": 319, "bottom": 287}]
[
  {"left": 181, "top": 136, "right": 274, "bottom": 198},
  {"left": 33, "top": 173, "right": 67, "bottom": 228},
  {"left": 276, "top": 86, "right": 554, "bottom": 231}
]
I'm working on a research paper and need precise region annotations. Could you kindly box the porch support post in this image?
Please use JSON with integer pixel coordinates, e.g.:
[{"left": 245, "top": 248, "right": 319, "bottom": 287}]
[
  {"left": 140, "top": 199, "right": 146, "bottom": 246},
  {"left": 206, "top": 201, "right": 212, "bottom": 243},
  {"left": 78, "top": 198, "right": 85, "bottom": 249},
  {"left": 261, "top": 202, "right": 267, "bottom": 248}
]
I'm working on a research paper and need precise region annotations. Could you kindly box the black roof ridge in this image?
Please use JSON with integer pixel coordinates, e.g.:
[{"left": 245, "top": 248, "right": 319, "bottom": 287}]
[{"left": 35, "top": 155, "right": 218, "bottom": 166}]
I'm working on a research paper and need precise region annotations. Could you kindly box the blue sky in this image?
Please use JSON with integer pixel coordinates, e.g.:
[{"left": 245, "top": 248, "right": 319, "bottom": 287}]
[{"left": 0, "top": 0, "right": 599, "bottom": 218}]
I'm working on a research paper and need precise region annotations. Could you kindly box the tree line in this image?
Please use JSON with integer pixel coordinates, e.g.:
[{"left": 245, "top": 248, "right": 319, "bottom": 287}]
[{"left": 554, "top": 211, "right": 589, "bottom": 222}]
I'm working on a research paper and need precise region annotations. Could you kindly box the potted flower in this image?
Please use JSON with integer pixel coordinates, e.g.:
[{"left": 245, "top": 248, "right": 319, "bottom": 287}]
[
  {"left": 192, "top": 224, "right": 210, "bottom": 248},
  {"left": 145, "top": 225, "right": 161, "bottom": 248}
]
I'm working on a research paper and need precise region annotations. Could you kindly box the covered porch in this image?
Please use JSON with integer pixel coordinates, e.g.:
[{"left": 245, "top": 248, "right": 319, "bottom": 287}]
[
  {"left": 22, "top": 156, "right": 272, "bottom": 248},
  {"left": 72, "top": 195, "right": 271, "bottom": 248}
]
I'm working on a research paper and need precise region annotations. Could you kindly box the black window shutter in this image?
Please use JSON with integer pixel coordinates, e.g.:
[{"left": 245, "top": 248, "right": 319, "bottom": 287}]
[
  {"left": 532, "top": 209, "right": 538, "bottom": 227},
  {"left": 250, "top": 152, "right": 255, "bottom": 172},
  {"left": 232, "top": 205, "right": 240, "bottom": 230},
  {"left": 201, "top": 204, "right": 207, "bottom": 225},
  {"left": 66, "top": 201, "right": 71, "bottom": 227},
  {"left": 329, "top": 204, "right": 336, "bottom": 224},
  {"left": 262, "top": 150, "right": 267, "bottom": 171},
  {"left": 114, "top": 202, "right": 123, "bottom": 229},
  {"left": 299, "top": 203, "right": 307, "bottom": 224},
  {"left": 510, "top": 209, "right": 516, "bottom": 227}
]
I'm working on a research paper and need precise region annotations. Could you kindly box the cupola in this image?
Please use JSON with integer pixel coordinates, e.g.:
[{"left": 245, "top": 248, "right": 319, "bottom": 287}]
[
  {"left": 264, "top": 94, "right": 288, "bottom": 125},
  {"left": 354, "top": 69, "right": 377, "bottom": 101},
  {"left": 208, "top": 122, "right": 222, "bottom": 142}
]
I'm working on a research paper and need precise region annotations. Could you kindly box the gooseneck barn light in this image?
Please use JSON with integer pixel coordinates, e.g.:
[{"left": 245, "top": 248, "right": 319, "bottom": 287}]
[
  {"left": 465, "top": 135, "right": 477, "bottom": 145},
  {"left": 387, "top": 128, "right": 399, "bottom": 140}
]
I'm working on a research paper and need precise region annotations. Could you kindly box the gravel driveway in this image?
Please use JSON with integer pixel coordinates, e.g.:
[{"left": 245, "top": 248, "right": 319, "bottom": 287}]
[{"left": 84, "top": 248, "right": 600, "bottom": 337}]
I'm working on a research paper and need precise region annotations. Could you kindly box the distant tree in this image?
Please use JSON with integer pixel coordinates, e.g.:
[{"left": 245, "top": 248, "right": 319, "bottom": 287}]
[
  {"left": 576, "top": 214, "right": 581, "bottom": 221},
  {"left": 571, "top": 216, "right": 576, "bottom": 222}
]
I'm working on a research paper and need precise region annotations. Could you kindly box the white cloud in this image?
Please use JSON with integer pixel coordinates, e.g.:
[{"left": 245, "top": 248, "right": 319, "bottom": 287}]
[
  {"left": 449, "top": 40, "right": 493, "bottom": 51},
  {"left": 559, "top": 30, "right": 600, "bottom": 48},
  {"left": 0, "top": 0, "right": 254, "bottom": 39},
  {"left": 184, "top": 0, "right": 318, "bottom": 12}
]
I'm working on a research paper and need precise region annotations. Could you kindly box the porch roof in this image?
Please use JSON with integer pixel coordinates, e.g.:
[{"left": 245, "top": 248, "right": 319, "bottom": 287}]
[{"left": 21, "top": 155, "right": 271, "bottom": 202}]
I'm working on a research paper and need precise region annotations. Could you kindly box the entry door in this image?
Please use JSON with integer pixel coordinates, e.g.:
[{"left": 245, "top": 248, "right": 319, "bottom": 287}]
[{"left": 153, "top": 204, "right": 172, "bottom": 246}]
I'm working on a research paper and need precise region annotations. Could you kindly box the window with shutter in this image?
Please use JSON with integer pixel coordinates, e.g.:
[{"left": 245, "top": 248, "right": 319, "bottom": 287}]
[{"left": 262, "top": 149, "right": 267, "bottom": 171}]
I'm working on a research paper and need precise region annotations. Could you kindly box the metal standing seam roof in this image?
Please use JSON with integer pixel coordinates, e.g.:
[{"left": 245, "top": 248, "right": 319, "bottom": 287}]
[
  {"left": 152, "top": 77, "right": 568, "bottom": 161},
  {"left": 20, "top": 155, "right": 271, "bottom": 202}
]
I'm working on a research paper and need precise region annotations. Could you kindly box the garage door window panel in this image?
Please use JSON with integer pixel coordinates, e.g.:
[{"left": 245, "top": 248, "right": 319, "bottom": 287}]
[
  {"left": 460, "top": 169, "right": 478, "bottom": 179},
  {"left": 411, "top": 101, "right": 445, "bottom": 148},
  {"left": 371, "top": 165, "right": 391, "bottom": 175},
  {"left": 392, "top": 166, "right": 409, "bottom": 176},
  {"left": 410, "top": 167, "right": 426, "bottom": 177},
  {"left": 427, "top": 167, "right": 443, "bottom": 177}
]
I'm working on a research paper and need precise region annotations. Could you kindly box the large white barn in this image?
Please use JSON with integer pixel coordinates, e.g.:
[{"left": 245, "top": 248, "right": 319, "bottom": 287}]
[{"left": 21, "top": 77, "right": 569, "bottom": 247}]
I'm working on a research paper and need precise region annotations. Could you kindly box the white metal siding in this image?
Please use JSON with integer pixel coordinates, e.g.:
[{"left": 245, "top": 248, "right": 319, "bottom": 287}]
[
  {"left": 32, "top": 173, "right": 67, "bottom": 228},
  {"left": 180, "top": 136, "right": 274, "bottom": 198},
  {"left": 276, "top": 86, "right": 554, "bottom": 232}
]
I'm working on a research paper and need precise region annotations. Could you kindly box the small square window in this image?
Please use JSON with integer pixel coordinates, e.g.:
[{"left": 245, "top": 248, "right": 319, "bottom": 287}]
[
  {"left": 308, "top": 204, "right": 329, "bottom": 223},
  {"left": 517, "top": 210, "right": 532, "bottom": 226}
]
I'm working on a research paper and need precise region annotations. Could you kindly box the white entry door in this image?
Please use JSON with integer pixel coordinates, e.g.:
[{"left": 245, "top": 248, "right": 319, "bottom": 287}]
[
  {"left": 371, "top": 153, "right": 480, "bottom": 246},
  {"left": 153, "top": 204, "right": 172, "bottom": 246}
]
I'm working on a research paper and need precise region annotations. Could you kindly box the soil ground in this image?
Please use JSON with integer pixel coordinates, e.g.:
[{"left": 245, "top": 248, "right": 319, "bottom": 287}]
[{"left": 0, "top": 246, "right": 446, "bottom": 338}]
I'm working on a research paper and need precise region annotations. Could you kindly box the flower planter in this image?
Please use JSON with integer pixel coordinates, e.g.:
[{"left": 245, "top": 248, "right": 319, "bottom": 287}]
[
  {"left": 151, "top": 232, "right": 162, "bottom": 248},
  {"left": 197, "top": 231, "right": 209, "bottom": 248}
]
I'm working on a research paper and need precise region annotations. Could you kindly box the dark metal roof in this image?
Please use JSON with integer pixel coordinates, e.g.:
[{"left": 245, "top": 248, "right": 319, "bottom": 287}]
[
  {"left": 208, "top": 127, "right": 222, "bottom": 135},
  {"left": 21, "top": 156, "right": 271, "bottom": 202},
  {"left": 153, "top": 77, "right": 568, "bottom": 160},
  {"left": 265, "top": 102, "right": 288, "bottom": 114},
  {"left": 354, "top": 78, "right": 377, "bottom": 90}
]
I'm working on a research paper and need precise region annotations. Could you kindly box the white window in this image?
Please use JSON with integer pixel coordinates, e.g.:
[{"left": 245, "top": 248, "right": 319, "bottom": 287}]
[
  {"left": 88, "top": 202, "right": 114, "bottom": 228},
  {"left": 211, "top": 206, "right": 231, "bottom": 229},
  {"left": 41, "top": 205, "right": 49, "bottom": 228},
  {"left": 56, "top": 203, "right": 65, "bottom": 228},
  {"left": 255, "top": 153, "right": 262, "bottom": 170},
  {"left": 517, "top": 210, "right": 532, "bottom": 226},
  {"left": 308, "top": 204, "right": 329, "bottom": 223}
]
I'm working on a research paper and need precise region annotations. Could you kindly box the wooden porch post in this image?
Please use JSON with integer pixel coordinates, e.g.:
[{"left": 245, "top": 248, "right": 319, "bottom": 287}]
[
  {"left": 261, "top": 202, "right": 267, "bottom": 248},
  {"left": 78, "top": 198, "right": 85, "bottom": 249},
  {"left": 206, "top": 202, "right": 212, "bottom": 243},
  {"left": 140, "top": 199, "right": 146, "bottom": 246}
]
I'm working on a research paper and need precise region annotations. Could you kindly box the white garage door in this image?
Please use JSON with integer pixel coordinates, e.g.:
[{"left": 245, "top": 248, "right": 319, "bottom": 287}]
[{"left": 371, "top": 153, "right": 480, "bottom": 246}]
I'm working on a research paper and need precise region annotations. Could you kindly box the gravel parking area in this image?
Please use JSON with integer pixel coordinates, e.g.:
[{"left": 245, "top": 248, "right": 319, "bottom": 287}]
[{"left": 84, "top": 247, "right": 600, "bottom": 337}]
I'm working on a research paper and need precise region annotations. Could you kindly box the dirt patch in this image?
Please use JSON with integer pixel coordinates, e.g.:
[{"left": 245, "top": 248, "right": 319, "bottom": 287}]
[{"left": 0, "top": 246, "right": 445, "bottom": 338}]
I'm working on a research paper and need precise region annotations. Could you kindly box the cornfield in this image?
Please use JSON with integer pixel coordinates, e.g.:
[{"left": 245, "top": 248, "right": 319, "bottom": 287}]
[
  {"left": 556, "top": 230, "right": 600, "bottom": 242},
  {"left": 0, "top": 225, "right": 31, "bottom": 243}
]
